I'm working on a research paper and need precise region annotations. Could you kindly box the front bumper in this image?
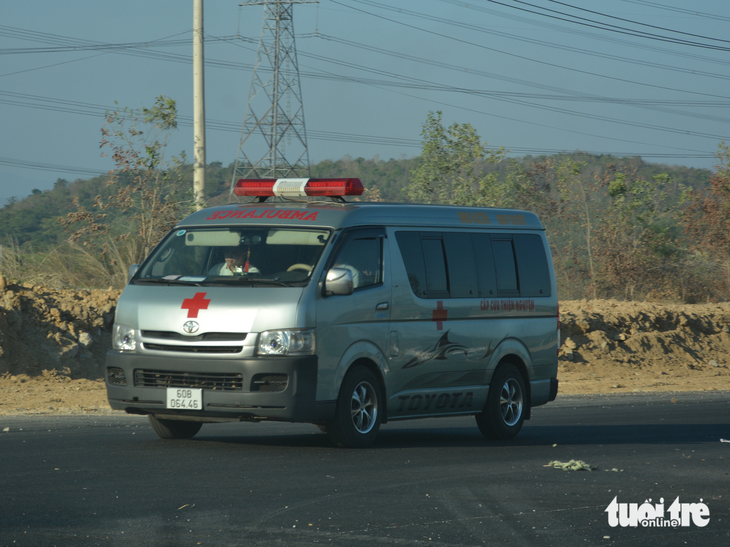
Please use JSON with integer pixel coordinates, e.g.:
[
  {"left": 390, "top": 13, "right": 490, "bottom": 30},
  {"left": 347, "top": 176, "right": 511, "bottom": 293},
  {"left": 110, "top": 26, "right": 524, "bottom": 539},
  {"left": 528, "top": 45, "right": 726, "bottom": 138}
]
[{"left": 105, "top": 351, "right": 334, "bottom": 423}]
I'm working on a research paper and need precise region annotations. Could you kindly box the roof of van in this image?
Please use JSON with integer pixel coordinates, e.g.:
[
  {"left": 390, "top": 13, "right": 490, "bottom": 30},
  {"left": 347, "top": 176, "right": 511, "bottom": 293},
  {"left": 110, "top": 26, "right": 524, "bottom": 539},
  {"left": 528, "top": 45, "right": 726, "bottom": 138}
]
[{"left": 179, "top": 201, "right": 544, "bottom": 230}]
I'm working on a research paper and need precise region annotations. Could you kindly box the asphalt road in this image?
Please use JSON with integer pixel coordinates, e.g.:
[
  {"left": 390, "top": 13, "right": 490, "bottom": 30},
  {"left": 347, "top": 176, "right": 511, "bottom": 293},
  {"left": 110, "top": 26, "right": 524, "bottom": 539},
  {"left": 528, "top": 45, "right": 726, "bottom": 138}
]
[{"left": 1, "top": 391, "right": 729, "bottom": 547}]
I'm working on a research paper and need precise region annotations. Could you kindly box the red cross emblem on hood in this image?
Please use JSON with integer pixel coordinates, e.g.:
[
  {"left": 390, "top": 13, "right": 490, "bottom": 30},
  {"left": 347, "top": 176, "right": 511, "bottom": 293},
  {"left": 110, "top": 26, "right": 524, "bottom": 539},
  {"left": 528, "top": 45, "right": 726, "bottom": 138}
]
[{"left": 182, "top": 292, "right": 211, "bottom": 319}]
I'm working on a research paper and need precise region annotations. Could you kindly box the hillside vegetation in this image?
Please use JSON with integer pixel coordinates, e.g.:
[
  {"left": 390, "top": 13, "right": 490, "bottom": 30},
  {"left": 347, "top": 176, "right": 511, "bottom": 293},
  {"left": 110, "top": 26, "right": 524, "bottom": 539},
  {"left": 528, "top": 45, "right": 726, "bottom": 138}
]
[
  {"left": 0, "top": 103, "right": 727, "bottom": 303},
  {"left": 0, "top": 151, "right": 720, "bottom": 301}
]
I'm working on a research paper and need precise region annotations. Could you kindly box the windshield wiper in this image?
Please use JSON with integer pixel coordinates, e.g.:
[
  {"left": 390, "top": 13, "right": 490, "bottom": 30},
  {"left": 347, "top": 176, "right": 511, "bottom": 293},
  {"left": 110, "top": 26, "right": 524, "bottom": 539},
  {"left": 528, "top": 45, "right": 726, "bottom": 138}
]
[
  {"left": 205, "top": 276, "right": 296, "bottom": 287},
  {"left": 246, "top": 278, "right": 297, "bottom": 287},
  {"left": 134, "top": 276, "right": 203, "bottom": 286}
]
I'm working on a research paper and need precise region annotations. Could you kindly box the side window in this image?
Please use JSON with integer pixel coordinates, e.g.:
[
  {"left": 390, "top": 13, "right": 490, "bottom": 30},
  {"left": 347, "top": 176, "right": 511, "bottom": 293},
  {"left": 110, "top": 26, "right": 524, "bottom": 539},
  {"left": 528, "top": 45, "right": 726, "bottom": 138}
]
[
  {"left": 491, "top": 238, "right": 519, "bottom": 296},
  {"left": 421, "top": 236, "right": 449, "bottom": 299},
  {"left": 397, "top": 229, "right": 550, "bottom": 299},
  {"left": 331, "top": 229, "right": 383, "bottom": 290},
  {"left": 443, "top": 233, "right": 478, "bottom": 297},
  {"left": 470, "top": 233, "right": 497, "bottom": 298},
  {"left": 513, "top": 234, "right": 551, "bottom": 297},
  {"left": 395, "top": 231, "right": 427, "bottom": 297}
]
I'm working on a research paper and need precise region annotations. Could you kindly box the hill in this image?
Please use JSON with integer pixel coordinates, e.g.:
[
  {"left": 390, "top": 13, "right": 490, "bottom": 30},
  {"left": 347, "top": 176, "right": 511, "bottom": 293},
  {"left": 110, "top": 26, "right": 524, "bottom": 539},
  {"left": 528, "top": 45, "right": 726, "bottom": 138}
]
[{"left": 0, "top": 153, "right": 710, "bottom": 248}]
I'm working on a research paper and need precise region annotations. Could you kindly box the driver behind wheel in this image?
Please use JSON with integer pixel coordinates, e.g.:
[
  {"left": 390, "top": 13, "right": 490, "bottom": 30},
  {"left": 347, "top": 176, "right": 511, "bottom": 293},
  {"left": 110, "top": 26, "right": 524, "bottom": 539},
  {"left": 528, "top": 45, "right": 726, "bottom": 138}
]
[{"left": 209, "top": 246, "right": 259, "bottom": 276}]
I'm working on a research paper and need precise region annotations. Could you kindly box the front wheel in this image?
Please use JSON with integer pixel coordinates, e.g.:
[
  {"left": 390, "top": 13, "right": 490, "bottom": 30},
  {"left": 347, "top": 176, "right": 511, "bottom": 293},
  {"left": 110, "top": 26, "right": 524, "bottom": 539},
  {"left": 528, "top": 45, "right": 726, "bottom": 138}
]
[
  {"left": 148, "top": 415, "right": 202, "bottom": 440},
  {"left": 476, "top": 364, "right": 526, "bottom": 440},
  {"left": 326, "top": 366, "right": 382, "bottom": 448}
]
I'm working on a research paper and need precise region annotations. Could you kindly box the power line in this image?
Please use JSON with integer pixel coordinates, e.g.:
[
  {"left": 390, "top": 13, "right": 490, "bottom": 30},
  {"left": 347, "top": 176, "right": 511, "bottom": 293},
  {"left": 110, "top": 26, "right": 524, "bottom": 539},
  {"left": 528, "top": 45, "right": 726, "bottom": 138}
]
[
  {"left": 310, "top": 33, "right": 730, "bottom": 127},
  {"left": 616, "top": 0, "right": 730, "bottom": 24},
  {"left": 545, "top": 0, "right": 730, "bottom": 45},
  {"left": 331, "top": 1, "right": 730, "bottom": 100},
  {"left": 435, "top": 0, "right": 730, "bottom": 71},
  {"left": 0, "top": 90, "right": 716, "bottom": 175},
  {"left": 303, "top": 54, "right": 716, "bottom": 157},
  {"left": 7, "top": 31, "right": 723, "bottom": 157},
  {"left": 0, "top": 89, "right": 422, "bottom": 149},
  {"left": 0, "top": 13, "right": 723, "bottom": 169},
  {"left": 0, "top": 157, "right": 108, "bottom": 177},
  {"left": 436, "top": 0, "right": 730, "bottom": 75},
  {"left": 485, "top": 0, "right": 730, "bottom": 51}
]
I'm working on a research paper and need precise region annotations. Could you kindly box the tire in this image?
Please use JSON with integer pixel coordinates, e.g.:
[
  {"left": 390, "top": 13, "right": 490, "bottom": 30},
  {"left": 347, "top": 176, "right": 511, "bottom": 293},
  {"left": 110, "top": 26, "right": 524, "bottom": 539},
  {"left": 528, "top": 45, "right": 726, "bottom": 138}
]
[
  {"left": 476, "top": 364, "right": 526, "bottom": 440},
  {"left": 148, "top": 415, "right": 203, "bottom": 440},
  {"left": 326, "top": 366, "right": 382, "bottom": 448}
]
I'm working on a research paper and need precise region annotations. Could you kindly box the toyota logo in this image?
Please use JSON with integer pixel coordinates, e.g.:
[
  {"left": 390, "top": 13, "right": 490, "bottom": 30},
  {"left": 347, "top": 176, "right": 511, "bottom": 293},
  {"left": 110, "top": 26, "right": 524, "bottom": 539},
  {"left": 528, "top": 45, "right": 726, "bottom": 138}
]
[{"left": 183, "top": 321, "right": 200, "bottom": 334}]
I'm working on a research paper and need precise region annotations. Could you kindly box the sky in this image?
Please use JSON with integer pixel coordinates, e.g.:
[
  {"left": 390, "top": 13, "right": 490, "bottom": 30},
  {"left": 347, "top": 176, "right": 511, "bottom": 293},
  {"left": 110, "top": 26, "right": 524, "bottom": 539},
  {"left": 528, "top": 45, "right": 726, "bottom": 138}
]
[{"left": 1, "top": 0, "right": 729, "bottom": 206}]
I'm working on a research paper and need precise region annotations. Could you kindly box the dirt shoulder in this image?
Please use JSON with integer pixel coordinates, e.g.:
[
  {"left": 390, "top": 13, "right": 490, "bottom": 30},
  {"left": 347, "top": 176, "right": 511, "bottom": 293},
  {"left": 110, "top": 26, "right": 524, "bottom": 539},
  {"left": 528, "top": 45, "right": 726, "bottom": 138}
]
[
  {"left": 1, "top": 277, "right": 729, "bottom": 416},
  {"left": 557, "top": 299, "right": 730, "bottom": 395}
]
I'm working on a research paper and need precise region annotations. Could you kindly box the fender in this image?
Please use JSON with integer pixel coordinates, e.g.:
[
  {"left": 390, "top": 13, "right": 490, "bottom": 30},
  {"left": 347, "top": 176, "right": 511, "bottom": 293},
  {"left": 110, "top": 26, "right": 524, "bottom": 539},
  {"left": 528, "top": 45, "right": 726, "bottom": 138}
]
[
  {"left": 328, "top": 340, "right": 389, "bottom": 402},
  {"left": 484, "top": 336, "right": 533, "bottom": 381}
]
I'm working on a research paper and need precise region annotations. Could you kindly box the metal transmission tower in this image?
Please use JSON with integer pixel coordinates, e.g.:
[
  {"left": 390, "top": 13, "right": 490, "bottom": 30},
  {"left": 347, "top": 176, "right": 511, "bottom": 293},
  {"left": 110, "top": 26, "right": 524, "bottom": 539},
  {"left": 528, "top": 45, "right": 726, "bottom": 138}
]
[{"left": 231, "top": 0, "right": 317, "bottom": 191}]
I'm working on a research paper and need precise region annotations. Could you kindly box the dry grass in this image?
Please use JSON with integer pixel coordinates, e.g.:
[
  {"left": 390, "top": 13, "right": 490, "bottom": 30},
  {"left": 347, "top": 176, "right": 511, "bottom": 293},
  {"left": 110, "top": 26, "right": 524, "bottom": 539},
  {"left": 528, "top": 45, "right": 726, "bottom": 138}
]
[{"left": 0, "top": 238, "right": 139, "bottom": 290}]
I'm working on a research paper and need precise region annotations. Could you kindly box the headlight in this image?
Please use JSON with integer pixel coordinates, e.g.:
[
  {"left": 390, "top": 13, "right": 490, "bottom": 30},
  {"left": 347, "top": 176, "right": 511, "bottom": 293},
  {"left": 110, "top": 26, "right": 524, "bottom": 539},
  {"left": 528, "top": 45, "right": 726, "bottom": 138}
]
[
  {"left": 112, "top": 324, "right": 137, "bottom": 351},
  {"left": 257, "top": 329, "right": 315, "bottom": 356}
]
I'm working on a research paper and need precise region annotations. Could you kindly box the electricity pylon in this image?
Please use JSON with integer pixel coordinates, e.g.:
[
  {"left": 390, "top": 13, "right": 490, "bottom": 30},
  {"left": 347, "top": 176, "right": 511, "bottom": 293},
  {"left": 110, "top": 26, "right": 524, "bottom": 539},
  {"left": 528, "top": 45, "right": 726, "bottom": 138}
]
[{"left": 231, "top": 0, "right": 317, "bottom": 192}]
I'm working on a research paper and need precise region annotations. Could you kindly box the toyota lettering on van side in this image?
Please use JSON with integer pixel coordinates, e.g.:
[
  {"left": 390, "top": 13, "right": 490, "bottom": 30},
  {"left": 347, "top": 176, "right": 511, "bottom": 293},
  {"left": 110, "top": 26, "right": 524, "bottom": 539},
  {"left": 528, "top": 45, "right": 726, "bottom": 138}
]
[{"left": 395, "top": 392, "right": 474, "bottom": 414}]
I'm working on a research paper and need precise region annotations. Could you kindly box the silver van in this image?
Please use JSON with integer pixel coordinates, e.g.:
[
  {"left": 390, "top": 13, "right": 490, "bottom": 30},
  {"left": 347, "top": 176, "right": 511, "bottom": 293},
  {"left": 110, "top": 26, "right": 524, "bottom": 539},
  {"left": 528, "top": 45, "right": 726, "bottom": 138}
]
[{"left": 105, "top": 178, "right": 559, "bottom": 447}]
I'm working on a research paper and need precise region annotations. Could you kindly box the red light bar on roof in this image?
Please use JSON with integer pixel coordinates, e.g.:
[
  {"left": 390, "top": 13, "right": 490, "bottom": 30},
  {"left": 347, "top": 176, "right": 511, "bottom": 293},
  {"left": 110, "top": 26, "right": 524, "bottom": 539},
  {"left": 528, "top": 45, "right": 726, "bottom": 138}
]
[{"left": 234, "top": 178, "right": 364, "bottom": 198}]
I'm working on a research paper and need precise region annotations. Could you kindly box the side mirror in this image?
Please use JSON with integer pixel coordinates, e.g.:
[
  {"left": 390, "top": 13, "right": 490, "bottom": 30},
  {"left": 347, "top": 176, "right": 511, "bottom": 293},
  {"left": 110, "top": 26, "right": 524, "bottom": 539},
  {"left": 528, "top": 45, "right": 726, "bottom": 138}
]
[
  {"left": 324, "top": 267, "right": 354, "bottom": 296},
  {"left": 127, "top": 264, "right": 139, "bottom": 284}
]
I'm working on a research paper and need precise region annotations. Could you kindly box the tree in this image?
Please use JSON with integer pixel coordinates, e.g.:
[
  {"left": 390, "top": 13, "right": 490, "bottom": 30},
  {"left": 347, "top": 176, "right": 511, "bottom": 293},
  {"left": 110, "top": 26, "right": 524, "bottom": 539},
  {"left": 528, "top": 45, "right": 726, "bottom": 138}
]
[
  {"left": 404, "top": 111, "right": 505, "bottom": 205},
  {"left": 682, "top": 142, "right": 730, "bottom": 296},
  {"left": 592, "top": 166, "right": 677, "bottom": 299},
  {"left": 60, "top": 96, "right": 193, "bottom": 286}
]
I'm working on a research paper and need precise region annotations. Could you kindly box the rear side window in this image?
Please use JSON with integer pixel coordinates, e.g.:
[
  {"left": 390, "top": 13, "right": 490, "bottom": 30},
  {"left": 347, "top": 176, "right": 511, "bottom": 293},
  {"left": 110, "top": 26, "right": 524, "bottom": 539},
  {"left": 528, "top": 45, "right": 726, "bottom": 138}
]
[
  {"left": 396, "top": 229, "right": 551, "bottom": 299},
  {"left": 513, "top": 234, "right": 551, "bottom": 297}
]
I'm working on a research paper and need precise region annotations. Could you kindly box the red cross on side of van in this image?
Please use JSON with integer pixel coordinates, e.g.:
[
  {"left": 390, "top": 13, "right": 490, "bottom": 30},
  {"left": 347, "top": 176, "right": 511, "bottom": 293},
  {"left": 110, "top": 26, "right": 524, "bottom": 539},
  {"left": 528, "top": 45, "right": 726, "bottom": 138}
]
[{"left": 432, "top": 301, "right": 448, "bottom": 330}]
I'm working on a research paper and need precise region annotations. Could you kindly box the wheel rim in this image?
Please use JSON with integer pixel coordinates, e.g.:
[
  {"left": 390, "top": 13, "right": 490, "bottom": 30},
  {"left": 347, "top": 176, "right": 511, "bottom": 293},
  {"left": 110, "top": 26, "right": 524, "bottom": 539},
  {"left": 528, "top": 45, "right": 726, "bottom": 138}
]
[
  {"left": 500, "top": 378, "right": 523, "bottom": 426},
  {"left": 350, "top": 380, "right": 378, "bottom": 434}
]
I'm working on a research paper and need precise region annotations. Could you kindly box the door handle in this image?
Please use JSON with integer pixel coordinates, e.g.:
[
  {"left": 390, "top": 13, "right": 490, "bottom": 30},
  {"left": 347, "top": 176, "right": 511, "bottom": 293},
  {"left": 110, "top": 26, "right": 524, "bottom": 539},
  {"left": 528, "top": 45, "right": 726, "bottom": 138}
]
[{"left": 376, "top": 302, "right": 389, "bottom": 311}]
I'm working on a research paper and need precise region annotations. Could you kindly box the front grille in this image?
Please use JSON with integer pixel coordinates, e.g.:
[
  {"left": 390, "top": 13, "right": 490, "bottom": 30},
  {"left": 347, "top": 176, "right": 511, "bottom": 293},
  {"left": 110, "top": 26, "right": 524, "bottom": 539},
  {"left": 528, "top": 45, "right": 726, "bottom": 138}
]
[
  {"left": 142, "top": 343, "right": 243, "bottom": 354},
  {"left": 142, "top": 331, "right": 247, "bottom": 342},
  {"left": 134, "top": 370, "right": 243, "bottom": 391},
  {"left": 251, "top": 373, "right": 288, "bottom": 392}
]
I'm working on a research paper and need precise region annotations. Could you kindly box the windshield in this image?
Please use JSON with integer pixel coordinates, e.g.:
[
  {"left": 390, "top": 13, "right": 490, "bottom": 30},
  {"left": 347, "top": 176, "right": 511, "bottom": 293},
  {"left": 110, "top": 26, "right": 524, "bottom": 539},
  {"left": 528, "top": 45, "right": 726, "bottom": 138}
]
[{"left": 134, "top": 226, "right": 332, "bottom": 286}]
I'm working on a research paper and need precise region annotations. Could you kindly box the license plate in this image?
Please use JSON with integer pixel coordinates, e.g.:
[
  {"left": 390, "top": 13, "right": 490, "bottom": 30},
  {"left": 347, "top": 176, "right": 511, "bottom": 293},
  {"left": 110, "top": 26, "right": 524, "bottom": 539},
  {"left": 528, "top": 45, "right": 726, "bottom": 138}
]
[{"left": 166, "top": 388, "right": 203, "bottom": 410}]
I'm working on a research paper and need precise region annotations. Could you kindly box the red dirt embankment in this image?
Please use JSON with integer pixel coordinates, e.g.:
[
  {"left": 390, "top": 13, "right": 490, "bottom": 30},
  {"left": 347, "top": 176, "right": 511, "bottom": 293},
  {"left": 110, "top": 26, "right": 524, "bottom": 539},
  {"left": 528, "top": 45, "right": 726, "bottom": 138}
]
[{"left": 0, "top": 277, "right": 728, "bottom": 415}]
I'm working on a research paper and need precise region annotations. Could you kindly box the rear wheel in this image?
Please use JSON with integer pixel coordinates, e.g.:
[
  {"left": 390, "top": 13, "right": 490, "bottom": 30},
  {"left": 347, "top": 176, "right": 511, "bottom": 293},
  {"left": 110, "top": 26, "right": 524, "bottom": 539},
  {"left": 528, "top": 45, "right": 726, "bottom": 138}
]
[
  {"left": 476, "top": 364, "right": 526, "bottom": 440},
  {"left": 148, "top": 415, "right": 202, "bottom": 440},
  {"left": 326, "top": 366, "right": 382, "bottom": 448}
]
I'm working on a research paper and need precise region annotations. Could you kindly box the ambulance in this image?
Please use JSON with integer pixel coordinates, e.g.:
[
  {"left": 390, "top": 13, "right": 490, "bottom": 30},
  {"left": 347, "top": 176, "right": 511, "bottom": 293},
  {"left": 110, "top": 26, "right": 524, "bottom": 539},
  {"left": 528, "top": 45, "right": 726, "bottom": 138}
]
[{"left": 105, "top": 178, "right": 559, "bottom": 447}]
